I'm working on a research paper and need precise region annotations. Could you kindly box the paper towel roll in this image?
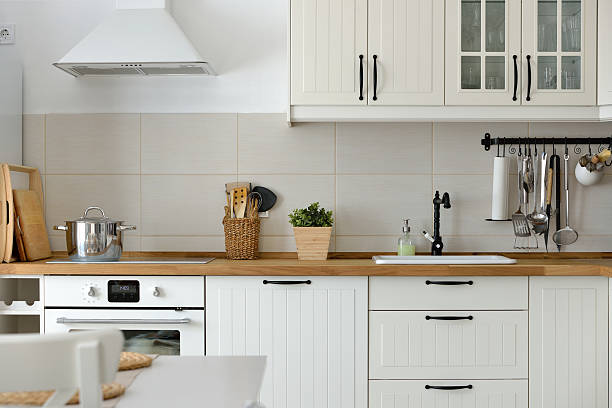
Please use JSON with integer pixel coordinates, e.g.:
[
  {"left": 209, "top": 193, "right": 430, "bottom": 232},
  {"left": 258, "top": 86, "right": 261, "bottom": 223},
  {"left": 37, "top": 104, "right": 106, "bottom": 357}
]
[{"left": 491, "top": 156, "right": 510, "bottom": 220}]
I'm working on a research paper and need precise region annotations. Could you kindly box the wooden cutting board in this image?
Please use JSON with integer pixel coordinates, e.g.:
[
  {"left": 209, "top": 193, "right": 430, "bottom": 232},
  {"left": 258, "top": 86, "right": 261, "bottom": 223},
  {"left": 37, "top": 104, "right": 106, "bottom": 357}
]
[
  {"left": 12, "top": 190, "right": 51, "bottom": 261},
  {"left": 2, "top": 164, "right": 45, "bottom": 262},
  {"left": 1, "top": 164, "right": 13, "bottom": 263},
  {"left": 0, "top": 168, "right": 6, "bottom": 262}
]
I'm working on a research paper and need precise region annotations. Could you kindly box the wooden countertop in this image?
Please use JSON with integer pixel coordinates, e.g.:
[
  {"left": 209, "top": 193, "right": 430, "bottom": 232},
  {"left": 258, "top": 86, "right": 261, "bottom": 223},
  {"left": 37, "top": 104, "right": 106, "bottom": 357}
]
[{"left": 1, "top": 255, "right": 612, "bottom": 276}]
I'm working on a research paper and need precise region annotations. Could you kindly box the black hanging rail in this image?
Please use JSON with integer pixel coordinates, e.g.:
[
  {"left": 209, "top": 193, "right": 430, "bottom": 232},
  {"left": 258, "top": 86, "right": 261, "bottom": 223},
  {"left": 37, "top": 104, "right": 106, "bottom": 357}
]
[{"left": 481, "top": 133, "right": 612, "bottom": 154}]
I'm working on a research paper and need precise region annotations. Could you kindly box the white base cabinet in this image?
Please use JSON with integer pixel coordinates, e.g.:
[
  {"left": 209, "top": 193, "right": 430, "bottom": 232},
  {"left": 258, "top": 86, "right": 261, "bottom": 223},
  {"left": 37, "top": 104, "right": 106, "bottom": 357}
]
[
  {"left": 206, "top": 276, "right": 368, "bottom": 408},
  {"left": 370, "top": 311, "right": 528, "bottom": 380},
  {"left": 206, "top": 275, "right": 610, "bottom": 408},
  {"left": 529, "top": 277, "right": 608, "bottom": 408},
  {"left": 370, "top": 380, "right": 528, "bottom": 408}
]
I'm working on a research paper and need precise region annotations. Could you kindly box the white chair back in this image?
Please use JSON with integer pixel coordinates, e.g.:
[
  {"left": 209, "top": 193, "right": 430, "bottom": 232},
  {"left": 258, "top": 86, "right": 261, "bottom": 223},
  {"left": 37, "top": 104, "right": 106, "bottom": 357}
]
[{"left": 0, "top": 329, "right": 123, "bottom": 408}]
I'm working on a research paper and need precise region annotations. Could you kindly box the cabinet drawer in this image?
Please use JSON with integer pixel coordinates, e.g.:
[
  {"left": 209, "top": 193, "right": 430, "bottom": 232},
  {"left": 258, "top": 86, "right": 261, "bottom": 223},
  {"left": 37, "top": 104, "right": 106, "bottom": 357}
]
[
  {"left": 369, "top": 276, "right": 527, "bottom": 310},
  {"left": 370, "top": 379, "right": 528, "bottom": 408},
  {"left": 370, "top": 311, "right": 528, "bottom": 379}
]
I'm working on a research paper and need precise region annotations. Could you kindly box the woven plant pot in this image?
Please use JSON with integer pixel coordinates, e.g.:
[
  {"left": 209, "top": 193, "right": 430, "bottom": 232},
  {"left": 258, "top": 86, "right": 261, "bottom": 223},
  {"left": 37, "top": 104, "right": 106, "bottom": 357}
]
[
  {"left": 293, "top": 227, "right": 332, "bottom": 260},
  {"left": 223, "top": 217, "right": 260, "bottom": 260}
]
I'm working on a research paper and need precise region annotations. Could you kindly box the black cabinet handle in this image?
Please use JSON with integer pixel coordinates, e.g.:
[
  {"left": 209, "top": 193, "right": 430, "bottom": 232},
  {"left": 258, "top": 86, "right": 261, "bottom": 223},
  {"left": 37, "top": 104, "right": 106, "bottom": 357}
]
[
  {"left": 512, "top": 55, "right": 518, "bottom": 101},
  {"left": 372, "top": 55, "right": 378, "bottom": 101},
  {"left": 526, "top": 55, "right": 532, "bottom": 102},
  {"left": 425, "top": 315, "right": 473, "bottom": 321},
  {"left": 358, "top": 55, "right": 364, "bottom": 101},
  {"left": 425, "top": 385, "right": 473, "bottom": 391},
  {"left": 263, "top": 280, "right": 312, "bottom": 285},
  {"left": 426, "top": 280, "right": 473, "bottom": 286}
]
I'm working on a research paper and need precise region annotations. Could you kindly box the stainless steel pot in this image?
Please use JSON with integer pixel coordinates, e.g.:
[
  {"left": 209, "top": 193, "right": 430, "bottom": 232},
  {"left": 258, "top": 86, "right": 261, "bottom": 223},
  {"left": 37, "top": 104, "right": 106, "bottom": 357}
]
[{"left": 53, "top": 206, "right": 136, "bottom": 261}]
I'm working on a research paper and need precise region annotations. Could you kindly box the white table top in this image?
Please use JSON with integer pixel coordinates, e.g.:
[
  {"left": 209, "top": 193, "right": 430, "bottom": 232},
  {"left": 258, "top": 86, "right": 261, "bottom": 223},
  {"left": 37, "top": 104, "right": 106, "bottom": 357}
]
[{"left": 115, "top": 356, "right": 266, "bottom": 407}]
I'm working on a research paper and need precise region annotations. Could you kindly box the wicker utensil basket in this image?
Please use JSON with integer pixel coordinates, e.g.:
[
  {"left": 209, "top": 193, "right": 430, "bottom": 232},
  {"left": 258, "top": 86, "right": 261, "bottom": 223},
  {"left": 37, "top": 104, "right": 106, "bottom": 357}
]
[{"left": 223, "top": 215, "right": 260, "bottom": 260}]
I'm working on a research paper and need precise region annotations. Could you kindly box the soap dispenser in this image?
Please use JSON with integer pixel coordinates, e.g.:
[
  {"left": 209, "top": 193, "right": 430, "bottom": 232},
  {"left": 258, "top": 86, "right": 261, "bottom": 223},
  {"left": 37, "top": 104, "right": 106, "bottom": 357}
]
[{"left": 397, "top": 219, "right": 416, "bottom": 256}]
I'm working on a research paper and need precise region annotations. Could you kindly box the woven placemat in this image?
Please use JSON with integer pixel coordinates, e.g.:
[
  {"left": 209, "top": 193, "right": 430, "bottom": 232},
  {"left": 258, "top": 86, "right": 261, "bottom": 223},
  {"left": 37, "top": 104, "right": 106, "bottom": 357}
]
[
  {"left": 0, "top": 382, "right": 125, "bottom": 406},
  {"left": 118, "top": 352, "right": 153, "bottom": 371}
]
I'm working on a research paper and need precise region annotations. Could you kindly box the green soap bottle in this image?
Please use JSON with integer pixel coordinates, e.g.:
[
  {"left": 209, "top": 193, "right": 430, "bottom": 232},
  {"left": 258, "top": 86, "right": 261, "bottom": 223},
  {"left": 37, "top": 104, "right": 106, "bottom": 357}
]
[{"left": 397, "top": 219, "right": 416, "bottom": 256}]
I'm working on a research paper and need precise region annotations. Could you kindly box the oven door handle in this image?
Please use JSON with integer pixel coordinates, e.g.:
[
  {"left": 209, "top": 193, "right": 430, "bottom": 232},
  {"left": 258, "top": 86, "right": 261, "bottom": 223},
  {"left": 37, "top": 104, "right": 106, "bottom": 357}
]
[{"left": 56, "top": 317, "right": 191, "bottom": 325}]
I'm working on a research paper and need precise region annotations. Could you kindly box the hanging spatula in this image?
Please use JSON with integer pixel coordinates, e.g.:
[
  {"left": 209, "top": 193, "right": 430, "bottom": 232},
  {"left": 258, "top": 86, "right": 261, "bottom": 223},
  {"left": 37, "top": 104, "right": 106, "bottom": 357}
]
[{"left": 232, "top": 187, "right": 248, "bottom": 218}]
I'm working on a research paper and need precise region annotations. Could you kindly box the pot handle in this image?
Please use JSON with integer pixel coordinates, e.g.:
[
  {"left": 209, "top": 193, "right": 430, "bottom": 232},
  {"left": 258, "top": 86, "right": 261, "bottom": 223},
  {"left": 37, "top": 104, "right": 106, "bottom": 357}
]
[
  {"left": 84, "top": 206, "right": 105, "bottom": 218},
  {"left": 53, "top": 225, "right": 68, "bottom": 231},
  {"left": 118, "top": 225, "right": 137, "bottom": 231}
]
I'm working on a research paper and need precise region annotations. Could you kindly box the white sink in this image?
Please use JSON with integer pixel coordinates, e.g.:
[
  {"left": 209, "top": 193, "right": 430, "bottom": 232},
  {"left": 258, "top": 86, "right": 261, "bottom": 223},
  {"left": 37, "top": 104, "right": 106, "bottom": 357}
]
[{"left": 372, "top": 255, "right": 517, "bottom": 265}]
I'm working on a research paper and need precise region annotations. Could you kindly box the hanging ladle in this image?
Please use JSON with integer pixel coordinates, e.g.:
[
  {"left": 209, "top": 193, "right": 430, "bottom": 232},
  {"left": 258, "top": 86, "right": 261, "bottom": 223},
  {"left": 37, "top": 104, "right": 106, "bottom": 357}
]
[{"left": 553, "top": 146, "right": 578, "bottom": 246}]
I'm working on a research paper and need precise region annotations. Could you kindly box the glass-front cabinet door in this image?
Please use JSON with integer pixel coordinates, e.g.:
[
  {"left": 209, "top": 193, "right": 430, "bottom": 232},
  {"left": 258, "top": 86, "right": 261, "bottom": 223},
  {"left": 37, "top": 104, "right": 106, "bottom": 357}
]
[
  {"left": 446, "top": 0, "right": 521, "bottom": 105},
  {"left": 522, "top": 0, "right": 596, "bottom": 105}
]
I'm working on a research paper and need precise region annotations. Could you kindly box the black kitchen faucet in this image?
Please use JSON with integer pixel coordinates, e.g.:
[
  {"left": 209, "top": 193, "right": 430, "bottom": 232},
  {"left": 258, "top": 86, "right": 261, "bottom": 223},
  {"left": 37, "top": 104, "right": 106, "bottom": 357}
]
[{"left": 423, "top": 191, "right": 451, "bottom": 256}]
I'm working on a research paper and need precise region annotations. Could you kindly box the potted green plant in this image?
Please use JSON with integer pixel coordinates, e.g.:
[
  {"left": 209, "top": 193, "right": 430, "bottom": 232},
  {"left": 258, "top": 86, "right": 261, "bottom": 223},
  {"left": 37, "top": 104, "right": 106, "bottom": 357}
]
[{"left": 288, "top": 202, "right": 333, "bottom": 260}]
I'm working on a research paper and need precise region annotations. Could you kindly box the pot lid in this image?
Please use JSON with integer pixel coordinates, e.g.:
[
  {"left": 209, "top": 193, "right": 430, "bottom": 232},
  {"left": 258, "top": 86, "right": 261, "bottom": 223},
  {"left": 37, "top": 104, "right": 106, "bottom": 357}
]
[{"left": 72, "top": 207, "right": 119, "bottom": 223}]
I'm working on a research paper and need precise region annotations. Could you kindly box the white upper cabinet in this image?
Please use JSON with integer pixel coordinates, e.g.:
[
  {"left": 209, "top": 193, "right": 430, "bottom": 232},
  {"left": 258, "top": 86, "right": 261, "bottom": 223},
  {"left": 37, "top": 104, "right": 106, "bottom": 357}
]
[
  {"left": 598, "top": 0, "right": 612, "bottom": 106},
  {"left": 368, "top": 0, "right": 445, "bottom": 105},
  {"left": 522, "top": 0, "right": 596, "bottom": 105},
  {"left": 290, "top": 0, "right": 444, "bottom": 106},
  {"left": 290, "top": 0, "right": 368, "bottom": 105},
  {"left": 289, "top": 0, "right": 601, "bottom": 119},
  {"left": 446, "top": 0, "right": 522, "bottom": 105},
  {"left": 447, "top": 0, "right": 596, "bottom": 106}
]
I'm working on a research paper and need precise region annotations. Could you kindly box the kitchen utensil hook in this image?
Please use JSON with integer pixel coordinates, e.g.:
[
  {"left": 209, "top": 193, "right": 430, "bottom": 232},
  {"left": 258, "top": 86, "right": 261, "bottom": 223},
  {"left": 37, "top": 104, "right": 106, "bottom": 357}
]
[
  {"left": 497, "top": 142, "right": 500, "bottom": 157},
  {"left": 564, "top": 138, "right": 568, "bottom": 156},
  {"left": 528, "top": 138, "right": 532, "bottom": 156}
]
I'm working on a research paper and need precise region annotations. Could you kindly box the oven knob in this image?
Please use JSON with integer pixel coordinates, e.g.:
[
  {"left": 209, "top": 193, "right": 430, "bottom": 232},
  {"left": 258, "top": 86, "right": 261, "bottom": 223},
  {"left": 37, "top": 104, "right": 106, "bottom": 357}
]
[
  {"left": 153, "top": 287, "right": 160, "bottom": 297},
  {"left": 88, "top": 286, "right": 96, "bottom": 297}
]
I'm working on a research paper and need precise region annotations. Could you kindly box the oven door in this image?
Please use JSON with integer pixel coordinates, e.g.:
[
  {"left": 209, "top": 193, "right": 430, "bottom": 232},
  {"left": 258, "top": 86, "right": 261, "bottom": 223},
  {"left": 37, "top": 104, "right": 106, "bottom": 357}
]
[{"left": 45, "top": 308, "right": 204, "bottom": 356}]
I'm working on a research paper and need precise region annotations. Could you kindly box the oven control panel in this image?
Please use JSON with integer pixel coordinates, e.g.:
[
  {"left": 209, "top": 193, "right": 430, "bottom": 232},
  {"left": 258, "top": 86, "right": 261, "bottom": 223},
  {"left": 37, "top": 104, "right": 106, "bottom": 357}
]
[
  {"left": 108, "top": 280, "right": 140, "bottom": 302},
  {"left": 45, "top": 276, "right": 205, "bottom": 307},
  {"left": 81, "top": 281, "right": 102, "bottom": 304}
]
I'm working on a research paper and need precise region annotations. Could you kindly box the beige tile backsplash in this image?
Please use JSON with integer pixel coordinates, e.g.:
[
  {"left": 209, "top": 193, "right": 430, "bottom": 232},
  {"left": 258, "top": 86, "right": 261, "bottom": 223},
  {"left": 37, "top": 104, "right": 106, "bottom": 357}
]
[
  {"left": 23, "top": 113, "right": 612, "bottom": 253},
  {"left": 337, "top": 123, "right": 433, "bottom": 174},
  {"left": 238, "top": 114, "right": 335, "bottom": 174},
  {"left": 46, "top": 114, "right": 140, "bottom": 175},
  {"left": 140, "top": 175, "right": 229, "bottom": 236},
  {"left": 141, "top": 113, "right": 237, "bottom": 174}
]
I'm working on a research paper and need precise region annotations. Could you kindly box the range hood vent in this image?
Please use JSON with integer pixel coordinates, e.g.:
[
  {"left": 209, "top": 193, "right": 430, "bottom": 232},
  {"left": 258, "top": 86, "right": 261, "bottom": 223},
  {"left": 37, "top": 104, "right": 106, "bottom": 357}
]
[{"left": 54, "top": 1, "right": 214, "bottom": 77}]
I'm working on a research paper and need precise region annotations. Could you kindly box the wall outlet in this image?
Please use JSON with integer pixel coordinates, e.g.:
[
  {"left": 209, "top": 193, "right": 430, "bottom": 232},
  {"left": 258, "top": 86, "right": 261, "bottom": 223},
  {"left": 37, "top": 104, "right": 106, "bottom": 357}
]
[{"left": 0, "top": 24, "right": 15, "bottom": 44}]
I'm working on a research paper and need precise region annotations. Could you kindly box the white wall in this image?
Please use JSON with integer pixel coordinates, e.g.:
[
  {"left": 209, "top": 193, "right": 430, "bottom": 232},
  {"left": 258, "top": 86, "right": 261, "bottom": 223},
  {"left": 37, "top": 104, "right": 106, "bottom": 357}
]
[{"left": 0, "top": 0, "right": 287, "bottom": 113}]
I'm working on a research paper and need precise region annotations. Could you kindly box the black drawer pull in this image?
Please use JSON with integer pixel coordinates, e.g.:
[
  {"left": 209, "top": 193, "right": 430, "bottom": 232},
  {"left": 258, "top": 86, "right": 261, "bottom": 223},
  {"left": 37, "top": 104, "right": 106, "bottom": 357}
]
[
  {"left": 358, "top": 55, "right": 364, "bottom": 101},
  {"left": 526, "top": 55, "right": 532, "bottom": 101},
  {"left": 263, "top": 280, "right": 312, "bottom": 285},
  {"left": 512, "top": 54, "right": 518, "bottom": 101},
  {"left": 425, "top": 280, "right": 473, "bottom": 286},
  {"left": 425, "top": 385, "right": 473, "bottom": 391},
  {"left": 372, "top": 55, "right": 378, "bottom": 101},
  {"left": 425, "top": 315, "right": 473, "bottom": 321}
]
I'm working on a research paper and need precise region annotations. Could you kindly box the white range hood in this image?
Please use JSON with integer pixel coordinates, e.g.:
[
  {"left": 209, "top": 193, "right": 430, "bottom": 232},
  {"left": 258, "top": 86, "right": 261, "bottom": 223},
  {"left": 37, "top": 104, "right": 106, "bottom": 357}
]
[{"left": 54, "top": 0, "right": 214, "bottom": 77}]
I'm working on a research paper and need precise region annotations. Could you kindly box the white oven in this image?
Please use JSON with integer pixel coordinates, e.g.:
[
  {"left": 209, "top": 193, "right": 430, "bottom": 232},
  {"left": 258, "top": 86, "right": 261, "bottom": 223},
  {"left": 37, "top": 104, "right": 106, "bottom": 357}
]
[{"left": 44, "top": 276, "right": 205, "bottom": 356}]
